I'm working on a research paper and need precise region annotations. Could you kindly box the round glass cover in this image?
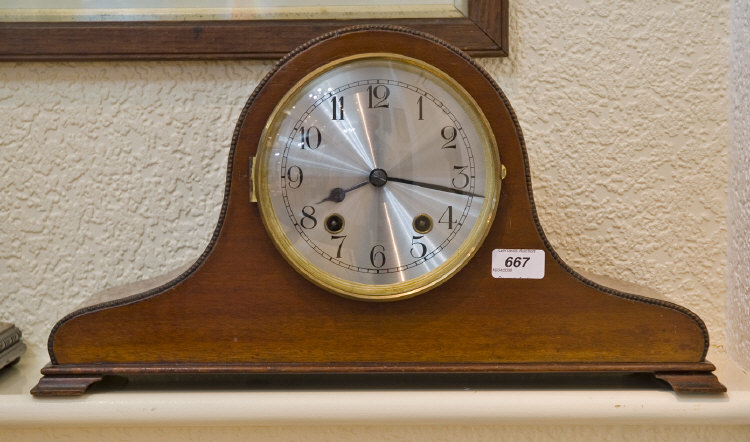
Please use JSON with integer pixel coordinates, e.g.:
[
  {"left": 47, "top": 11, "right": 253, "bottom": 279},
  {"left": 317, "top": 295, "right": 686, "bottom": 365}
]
[{"left": 255, "top": 54, "right": 500, "bottom": 300}]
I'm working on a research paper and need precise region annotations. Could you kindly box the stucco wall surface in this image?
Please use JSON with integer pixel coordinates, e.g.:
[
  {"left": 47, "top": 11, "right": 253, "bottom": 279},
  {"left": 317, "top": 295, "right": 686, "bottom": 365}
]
[
  {"left": 0, "top": 0, "right": 734, "bottom": 424},
  {"left": 1, "top": 0, "right": 730, "bottom": 354},
  {"left": 728, "top": 0, "right": 750, "bottom": 368},
  {"left": 0, "top": 0, "right": 730, "bottom": 353},
  {"left": 481, "top": 0, "right": 730, "bottom": 348},
  {"left": 0, "top": 0, "right": 735, "bottom": 439}
]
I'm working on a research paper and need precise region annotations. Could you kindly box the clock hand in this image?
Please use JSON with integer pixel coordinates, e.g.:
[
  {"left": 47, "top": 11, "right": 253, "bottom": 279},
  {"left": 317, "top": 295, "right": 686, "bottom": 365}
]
[
  {"left": 318, "top": 170, "right": 482, "bottom": 203},
  {"left": 387, "top": 176, "right": 484, "bottom": 198},
  {"left": 317, "top": 180, "right": 369, "bottom": 204}
]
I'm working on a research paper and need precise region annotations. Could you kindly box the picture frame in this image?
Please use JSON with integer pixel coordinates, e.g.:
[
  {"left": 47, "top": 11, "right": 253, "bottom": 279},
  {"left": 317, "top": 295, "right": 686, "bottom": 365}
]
[{"left": 0, "top": 0, "right": 508, "bottom": 60}]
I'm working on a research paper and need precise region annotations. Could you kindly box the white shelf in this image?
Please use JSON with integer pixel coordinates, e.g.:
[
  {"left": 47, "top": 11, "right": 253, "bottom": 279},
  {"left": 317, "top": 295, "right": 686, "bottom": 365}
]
[{"left": 1, "top": 346, "right": 749, "bottom": 428}]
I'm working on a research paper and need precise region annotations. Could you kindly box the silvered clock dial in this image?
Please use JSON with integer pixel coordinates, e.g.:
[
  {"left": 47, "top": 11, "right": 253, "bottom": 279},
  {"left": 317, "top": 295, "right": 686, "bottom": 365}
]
[{"left": 254, "top": 55, "right": 501, "bottom": 300}]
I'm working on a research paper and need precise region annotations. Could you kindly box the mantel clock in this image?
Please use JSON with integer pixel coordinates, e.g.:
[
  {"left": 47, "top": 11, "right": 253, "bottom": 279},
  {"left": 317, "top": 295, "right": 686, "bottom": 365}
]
[{"left": 32, "top": 26, "right": 725, "bottom": 396}]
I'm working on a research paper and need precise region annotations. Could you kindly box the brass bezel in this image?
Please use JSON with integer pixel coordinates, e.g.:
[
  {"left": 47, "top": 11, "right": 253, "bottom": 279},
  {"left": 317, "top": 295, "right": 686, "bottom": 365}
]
[{"left": 255, "top": 53, "right": 501, "bottom": 301}]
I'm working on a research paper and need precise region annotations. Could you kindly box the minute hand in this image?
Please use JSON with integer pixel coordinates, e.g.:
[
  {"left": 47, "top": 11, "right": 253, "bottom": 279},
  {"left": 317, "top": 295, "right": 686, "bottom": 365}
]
[{"left": 387, "top": 177, "right": 484, "bottom": 198}]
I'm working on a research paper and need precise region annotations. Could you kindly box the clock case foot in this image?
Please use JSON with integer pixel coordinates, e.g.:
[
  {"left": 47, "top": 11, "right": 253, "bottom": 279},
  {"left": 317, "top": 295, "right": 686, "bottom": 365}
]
[
  {"left": 31, "top": 361, "right": 726, "bottom": 396},
  {"left": 653, "top": 371, "right": 727, "bottom": 394},
  {"left": 30, "top": 372, "right": 105, "bottom": 397},
  {"left": 38, "top": 26, "right": 724, "bottom": 396}
]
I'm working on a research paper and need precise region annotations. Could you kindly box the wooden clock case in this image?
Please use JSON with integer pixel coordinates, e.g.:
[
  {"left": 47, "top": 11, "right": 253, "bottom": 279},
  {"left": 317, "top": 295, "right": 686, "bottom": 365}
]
[{"left": 32, "top": 26, "right": 725, "bottom": 396}]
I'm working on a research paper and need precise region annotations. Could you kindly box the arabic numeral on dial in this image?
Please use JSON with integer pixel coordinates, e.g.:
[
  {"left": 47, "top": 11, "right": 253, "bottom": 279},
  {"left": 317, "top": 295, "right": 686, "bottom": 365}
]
[
  {"left": 438, "top": 205, "right": 457, "bottom": 229},
  {"left": 331, "top": 235, "right": 347, "bottom": 258},
  {"left": 286, "top": 165, "right": 303, "bottom": 189},
  {"left": 299, "top": 126, "right": 321, "bottom": 149},
  {"left": 417, "top": 96, "right": 423, "bottom": 120},
  {"left": 367, "top": 85, "right": 390, "bottom": 108},
  {"left": 370, "top": 244, "right": 386, "bottom": 268},
  {"left": 300, "top": 205, "right": 317, "bottom": 229},
  {"left": 441, "top": 126, "right": 457, "bottom": 149},
  {"left": 410, "top": 235, "right": 427, "bottom": 259},
  {"left": 452, "top": 165, "right": 470, "bottom": 189},
  {"left": 331, "top": 96, "right": 344, "bottom": 120}
]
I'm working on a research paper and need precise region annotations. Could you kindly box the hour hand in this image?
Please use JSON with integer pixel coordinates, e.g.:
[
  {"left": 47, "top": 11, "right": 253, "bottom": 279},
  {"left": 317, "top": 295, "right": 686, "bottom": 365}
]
[{"left": 317, "top": 180, "right": 369, "bottom": 204}]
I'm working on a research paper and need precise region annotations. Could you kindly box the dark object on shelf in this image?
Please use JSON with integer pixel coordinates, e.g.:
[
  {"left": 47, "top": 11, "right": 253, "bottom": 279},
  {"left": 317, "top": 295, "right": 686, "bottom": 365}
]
[{"left": 0, "top": 322, "right": 26, "bottom": 370}]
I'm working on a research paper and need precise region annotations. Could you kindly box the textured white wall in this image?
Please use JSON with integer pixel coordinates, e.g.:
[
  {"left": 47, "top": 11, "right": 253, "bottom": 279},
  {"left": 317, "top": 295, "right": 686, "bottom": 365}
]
[
  {"left": 0, "top": 1, "right": 734, "bottom": 440},
  {"left": 0, "top": 1, "right": 730, "bottom": 358},
  {"left": 1, "top": 61, "right": 275, "bottom": 345},
  {"left": 481, "top": 0, "right": 730, "bottom": 349},
  {"left": 728, "top": 0, "right": 750, "bottom": 369}
]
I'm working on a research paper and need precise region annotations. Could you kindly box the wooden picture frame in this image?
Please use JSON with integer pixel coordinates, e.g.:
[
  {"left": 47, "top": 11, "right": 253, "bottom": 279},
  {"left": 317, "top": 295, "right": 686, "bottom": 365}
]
[{"left": 0, "top": 0, "right": 508, "bottom": 61}]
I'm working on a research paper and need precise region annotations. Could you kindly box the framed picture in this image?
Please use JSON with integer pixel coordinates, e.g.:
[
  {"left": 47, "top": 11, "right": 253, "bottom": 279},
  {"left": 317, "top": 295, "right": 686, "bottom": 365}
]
[{"left": 0, "top": 0, "right": 508, "bottom": 60}]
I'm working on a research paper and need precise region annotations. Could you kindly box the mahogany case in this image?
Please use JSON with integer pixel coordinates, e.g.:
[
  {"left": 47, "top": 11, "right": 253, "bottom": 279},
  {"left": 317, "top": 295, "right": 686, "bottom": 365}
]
[{"left": 31, "top": 26, "right": 725, "bottom": 396}]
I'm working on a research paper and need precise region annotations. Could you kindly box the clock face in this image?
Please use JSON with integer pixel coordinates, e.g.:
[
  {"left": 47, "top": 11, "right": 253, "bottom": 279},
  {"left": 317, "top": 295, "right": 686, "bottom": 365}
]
[{"left": 255, "top": 54, "right": 500, "bottom": 300}]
